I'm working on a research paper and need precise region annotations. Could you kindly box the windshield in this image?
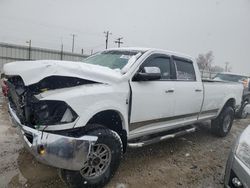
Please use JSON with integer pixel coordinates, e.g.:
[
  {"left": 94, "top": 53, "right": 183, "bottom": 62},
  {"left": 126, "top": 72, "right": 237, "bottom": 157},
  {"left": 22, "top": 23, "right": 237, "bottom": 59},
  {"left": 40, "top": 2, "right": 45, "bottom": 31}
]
[
  {"left": 82, "top": 50, "right": 142, "bottom": 70},
  {"left": 213, "top": 73, "right": 247, "bottom": 82}
]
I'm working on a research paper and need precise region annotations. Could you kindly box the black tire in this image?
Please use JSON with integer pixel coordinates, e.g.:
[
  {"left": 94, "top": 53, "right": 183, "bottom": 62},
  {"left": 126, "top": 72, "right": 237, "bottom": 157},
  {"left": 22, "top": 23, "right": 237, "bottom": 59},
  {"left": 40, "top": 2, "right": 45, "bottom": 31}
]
[
  {"left": 59, "top": 125, "right": 123, "bottom": 188},
  {"left": 236, "top": 101, "right": 249, "bottom": 119},
  {"left": 211, "top": 106, "right": 234, "bottom": 137}
]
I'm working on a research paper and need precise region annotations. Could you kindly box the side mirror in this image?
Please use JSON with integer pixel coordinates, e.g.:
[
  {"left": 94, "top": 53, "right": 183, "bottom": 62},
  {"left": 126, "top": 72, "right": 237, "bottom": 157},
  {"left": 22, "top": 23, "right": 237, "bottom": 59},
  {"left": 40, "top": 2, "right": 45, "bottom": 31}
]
[{"left": 134, "top": 67, "right": 161, "bottom": 81}]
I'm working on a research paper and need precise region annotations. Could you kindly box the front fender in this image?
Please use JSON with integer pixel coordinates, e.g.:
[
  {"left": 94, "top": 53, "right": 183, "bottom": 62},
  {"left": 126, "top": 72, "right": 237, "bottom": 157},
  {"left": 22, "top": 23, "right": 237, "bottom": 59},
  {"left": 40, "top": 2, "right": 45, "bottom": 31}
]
[
  {"left": 74, "top": 101, "right": 128, "bottom": 132},
  {"left": 40, "top": 83, "right": 130, "bottom": 132}
]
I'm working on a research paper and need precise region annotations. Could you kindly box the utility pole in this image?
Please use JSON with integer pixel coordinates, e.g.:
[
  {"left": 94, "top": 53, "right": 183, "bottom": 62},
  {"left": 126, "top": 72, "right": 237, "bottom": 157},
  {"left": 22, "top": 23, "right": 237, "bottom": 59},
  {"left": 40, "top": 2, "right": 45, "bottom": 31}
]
[
  {"left": 114, "top": 37, "right": 123, "bottom": 48},
  {"left": 26, "top": 40, "right": 31, "bottom": 60},
  {"left": 71, "top": 34, "right": 76, "bottom": 53},
  {"left": 104, "top": 31, "right": 112, "bottom": 49}
]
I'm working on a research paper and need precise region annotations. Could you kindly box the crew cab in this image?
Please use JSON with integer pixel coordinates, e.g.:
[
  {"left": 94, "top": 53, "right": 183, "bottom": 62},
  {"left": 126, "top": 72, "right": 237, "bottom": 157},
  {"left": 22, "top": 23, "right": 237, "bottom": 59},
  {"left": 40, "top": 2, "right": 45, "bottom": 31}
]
[{"left": 2, "top": 48, "right": 243, "bottom": 187}]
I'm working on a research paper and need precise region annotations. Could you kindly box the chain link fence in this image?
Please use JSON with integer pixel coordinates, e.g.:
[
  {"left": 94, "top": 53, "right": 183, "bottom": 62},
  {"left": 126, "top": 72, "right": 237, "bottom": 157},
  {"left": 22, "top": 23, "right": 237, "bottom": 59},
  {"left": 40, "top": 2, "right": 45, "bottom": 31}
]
[{"left": 0, "top": 42, "right": 88, "bottom": 71}]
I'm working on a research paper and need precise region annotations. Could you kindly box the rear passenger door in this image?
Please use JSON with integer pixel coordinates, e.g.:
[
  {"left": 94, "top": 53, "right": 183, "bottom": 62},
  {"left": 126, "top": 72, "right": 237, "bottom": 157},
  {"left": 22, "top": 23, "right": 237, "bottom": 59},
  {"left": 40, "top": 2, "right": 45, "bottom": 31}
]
[{"left": 172, "top": 56, "right": 203, "bottom": 120}]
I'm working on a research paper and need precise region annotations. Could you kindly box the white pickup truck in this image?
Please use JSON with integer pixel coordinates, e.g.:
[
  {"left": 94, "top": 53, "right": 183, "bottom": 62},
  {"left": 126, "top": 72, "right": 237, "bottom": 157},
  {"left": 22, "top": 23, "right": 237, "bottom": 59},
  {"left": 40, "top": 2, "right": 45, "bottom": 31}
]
[{"left": 3, "top": 48, "right": 243, "bottom": 187}]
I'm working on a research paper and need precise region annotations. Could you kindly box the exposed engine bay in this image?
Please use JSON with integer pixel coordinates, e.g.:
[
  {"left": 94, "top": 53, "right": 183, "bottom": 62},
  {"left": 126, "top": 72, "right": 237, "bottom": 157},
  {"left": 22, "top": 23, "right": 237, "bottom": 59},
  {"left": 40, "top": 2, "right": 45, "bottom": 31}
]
[{"left": 6, "top": 75, "right": 96, "bottom": 128}]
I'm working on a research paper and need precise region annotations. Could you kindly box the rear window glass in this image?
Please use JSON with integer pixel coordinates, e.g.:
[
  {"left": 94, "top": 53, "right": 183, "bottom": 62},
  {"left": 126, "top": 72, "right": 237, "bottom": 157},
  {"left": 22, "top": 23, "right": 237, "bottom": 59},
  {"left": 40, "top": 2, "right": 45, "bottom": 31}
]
[{"left": 175, "top": 59, "right": 196, "bottom": 81}]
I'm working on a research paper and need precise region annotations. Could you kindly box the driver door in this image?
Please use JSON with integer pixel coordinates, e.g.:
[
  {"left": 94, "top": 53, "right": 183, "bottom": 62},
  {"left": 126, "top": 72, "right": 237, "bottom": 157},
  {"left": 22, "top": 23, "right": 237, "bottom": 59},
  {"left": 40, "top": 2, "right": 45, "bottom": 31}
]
[{"left": 129, "top": 54, "right": 175, "bottom": 133}]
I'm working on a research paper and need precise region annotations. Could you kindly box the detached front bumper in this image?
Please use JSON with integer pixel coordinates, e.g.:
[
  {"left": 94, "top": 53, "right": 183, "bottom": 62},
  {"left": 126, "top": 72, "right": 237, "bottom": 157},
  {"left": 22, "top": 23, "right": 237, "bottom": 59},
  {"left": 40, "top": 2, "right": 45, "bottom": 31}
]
[{"left": 8, "top": 103, "right": 98, "bottom": 171}]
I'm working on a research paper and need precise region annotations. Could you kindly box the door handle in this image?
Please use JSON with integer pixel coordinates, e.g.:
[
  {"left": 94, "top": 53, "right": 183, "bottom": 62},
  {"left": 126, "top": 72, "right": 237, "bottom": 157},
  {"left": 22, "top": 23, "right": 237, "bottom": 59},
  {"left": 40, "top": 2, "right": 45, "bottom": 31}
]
[
  {"left": 195, "top": 89, "right": 202, "bottom": 92},
  {"left": 165, "top": 89, "right": 174, "bottom": 93}
]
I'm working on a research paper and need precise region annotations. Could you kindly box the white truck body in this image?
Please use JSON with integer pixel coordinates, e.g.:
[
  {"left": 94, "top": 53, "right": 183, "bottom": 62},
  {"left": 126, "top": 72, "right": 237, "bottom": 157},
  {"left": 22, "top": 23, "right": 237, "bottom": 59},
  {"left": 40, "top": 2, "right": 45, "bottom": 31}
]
[
  {"left": 4, "top": 48, "right": 243, "bottom": 140},
  {"left": 3, "top": 48, "right": 244, "bottom": 187}
]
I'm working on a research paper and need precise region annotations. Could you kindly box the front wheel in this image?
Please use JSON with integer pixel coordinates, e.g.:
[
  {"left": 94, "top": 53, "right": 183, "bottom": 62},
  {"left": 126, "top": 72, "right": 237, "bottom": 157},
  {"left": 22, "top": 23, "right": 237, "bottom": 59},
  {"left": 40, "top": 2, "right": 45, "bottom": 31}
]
[
  {"left": 211, "top": 106, "right": 234, "bottom": 137},
  {"left": 59, "top": 126, "right": 123, "bottom": 188}
]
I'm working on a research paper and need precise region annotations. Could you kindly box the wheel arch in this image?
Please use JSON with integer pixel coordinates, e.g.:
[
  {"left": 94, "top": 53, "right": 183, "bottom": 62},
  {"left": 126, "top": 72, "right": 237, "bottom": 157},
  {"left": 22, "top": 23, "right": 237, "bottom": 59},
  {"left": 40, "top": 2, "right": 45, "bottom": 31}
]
[
  {"left": 217, "top": 98, "right": 236, "bottom": 117},
  {"left": 86, "top": 109, "right": 128, "bottom": 152},
  {"left": 224, "top": 98, "right": 236, "bottom": 109}
]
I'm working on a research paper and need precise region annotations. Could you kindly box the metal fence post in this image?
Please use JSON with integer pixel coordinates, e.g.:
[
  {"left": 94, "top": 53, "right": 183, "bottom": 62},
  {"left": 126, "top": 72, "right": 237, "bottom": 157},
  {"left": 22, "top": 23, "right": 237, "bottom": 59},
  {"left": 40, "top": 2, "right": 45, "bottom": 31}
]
[
  {"left": 26, "top": 40, "right": 31, "bottom": 60},
  {"left": 60, "top": 44, "right": 63, "bottom": 60}
]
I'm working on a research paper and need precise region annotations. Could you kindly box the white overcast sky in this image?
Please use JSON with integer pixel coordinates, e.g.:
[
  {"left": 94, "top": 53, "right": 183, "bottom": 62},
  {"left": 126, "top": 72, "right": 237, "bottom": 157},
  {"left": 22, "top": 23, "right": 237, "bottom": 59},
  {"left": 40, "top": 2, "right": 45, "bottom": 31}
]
[{"left": 0, "top": 0, "right": 250, "bottom": 74}]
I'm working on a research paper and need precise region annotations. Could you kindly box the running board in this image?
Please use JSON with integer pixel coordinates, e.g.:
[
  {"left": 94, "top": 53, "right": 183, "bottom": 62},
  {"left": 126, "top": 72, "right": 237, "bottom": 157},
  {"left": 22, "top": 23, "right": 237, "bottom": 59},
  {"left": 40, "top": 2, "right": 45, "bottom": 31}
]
[{"left": 128, "top": 127, "right": 196, "bottom": 148}]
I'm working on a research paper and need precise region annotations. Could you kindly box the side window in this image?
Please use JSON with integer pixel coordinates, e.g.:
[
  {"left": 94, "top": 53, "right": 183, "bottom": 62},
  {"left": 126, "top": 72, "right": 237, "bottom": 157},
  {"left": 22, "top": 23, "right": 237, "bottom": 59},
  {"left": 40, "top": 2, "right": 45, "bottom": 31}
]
[
  {"left": 142, "top": 57, "right": 171, "bottom": 80},
  {"left": 174, "top": 59, "right": 196, "bottom": 81}
]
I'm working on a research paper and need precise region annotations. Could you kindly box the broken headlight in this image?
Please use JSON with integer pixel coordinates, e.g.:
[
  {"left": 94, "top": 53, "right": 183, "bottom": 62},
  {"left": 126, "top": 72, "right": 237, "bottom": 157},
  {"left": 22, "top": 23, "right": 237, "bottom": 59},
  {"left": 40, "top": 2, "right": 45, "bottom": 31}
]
[
  {"left": 30, "top": 100, "right": 78, "bottom": 125},
  {"left": 236, "top": 125, "right": 250, "bottom": 169}
]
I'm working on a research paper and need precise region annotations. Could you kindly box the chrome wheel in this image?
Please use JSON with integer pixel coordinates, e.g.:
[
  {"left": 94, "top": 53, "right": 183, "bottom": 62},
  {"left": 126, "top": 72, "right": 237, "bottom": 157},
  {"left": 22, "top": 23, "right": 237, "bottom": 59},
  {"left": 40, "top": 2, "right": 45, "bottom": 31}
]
[
  {"left": 223, "top": 115, "right": 231, "bottom": 132},
  {"left": 80, "top": 144, "right": 111, "bottom": 179}
]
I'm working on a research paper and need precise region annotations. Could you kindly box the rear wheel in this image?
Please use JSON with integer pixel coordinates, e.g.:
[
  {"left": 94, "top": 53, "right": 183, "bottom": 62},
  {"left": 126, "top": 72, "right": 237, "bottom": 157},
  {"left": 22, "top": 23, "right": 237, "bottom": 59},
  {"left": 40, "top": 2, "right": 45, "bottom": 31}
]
[
  {"left": 59, "top": 126, "right": 123, "bottom": 188},
  {"left": 211, "top": 106, "right": 234, "bottom": 137}
]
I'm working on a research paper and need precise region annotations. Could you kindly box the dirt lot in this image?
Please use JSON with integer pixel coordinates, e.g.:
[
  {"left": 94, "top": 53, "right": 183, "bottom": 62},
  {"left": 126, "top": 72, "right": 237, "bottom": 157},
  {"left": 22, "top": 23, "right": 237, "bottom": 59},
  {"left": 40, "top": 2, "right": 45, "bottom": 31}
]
[{"left": 0, "top": 92, "right": 249, "bottom": 188}]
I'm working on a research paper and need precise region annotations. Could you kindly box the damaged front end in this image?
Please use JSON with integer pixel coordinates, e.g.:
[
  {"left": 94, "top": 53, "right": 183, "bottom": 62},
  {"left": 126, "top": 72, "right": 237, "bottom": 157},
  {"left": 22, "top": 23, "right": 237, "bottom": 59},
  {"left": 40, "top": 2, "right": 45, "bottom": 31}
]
[
  {"left": 5, "top": 75, "right": 99, "bottom": 170},
  {"left": 9, "top": 103, "right": 97, "bottom": 170},
  {"left": 6, "top": 75, "right": 97, "bottom": 128}
]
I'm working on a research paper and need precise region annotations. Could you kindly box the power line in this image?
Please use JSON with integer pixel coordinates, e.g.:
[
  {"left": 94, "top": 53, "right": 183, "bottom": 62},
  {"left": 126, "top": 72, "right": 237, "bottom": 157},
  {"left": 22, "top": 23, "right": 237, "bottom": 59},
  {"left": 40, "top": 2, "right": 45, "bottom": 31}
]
[
  {"left": 104, "top": 31, "right": 112, "bottom": 49},
  {"left": 114, "top": 37, "right": 123, "bottom": 48},
  {"left": 84, "top": 44, "right": 104, "bottom": 49},
  {"left": 2, "top": 16, "right": 103, "bottom": 38}
]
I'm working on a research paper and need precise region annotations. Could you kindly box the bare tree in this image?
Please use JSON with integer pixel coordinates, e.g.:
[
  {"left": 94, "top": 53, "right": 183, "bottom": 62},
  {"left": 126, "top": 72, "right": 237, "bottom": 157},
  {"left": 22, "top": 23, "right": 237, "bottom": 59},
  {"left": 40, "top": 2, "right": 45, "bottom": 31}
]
[{"left": 196, "top": 51, "right": 214, "bottom": 71}]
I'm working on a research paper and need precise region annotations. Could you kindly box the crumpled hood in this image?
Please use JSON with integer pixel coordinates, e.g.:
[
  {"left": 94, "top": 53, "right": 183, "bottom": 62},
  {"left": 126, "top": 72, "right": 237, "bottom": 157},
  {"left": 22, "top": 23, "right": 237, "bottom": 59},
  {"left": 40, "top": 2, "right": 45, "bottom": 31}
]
[{"left": 3, "top": 60, "right": 122, "bottom": 85}]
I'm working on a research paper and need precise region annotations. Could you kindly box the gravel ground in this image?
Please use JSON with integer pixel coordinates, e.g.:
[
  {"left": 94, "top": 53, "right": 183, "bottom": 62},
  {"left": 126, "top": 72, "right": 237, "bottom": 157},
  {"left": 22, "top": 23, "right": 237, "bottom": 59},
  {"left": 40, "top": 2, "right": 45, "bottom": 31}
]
[{"left": 0, "top": 92, "right": 249, "bottom": 188}]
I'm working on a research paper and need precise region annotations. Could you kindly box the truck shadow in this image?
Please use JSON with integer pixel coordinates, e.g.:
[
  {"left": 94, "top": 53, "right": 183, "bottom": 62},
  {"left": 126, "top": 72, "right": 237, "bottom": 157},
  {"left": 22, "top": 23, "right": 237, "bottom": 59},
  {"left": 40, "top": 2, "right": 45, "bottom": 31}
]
[
  {"left": 8, "top": 149, "right": 66, "bottom": 188},
  {"left": 125, "top": 123, "right": 215, "bottom": 160},
  {"left": 109, "top": 121, "right": 246, "bottom": 187}
]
